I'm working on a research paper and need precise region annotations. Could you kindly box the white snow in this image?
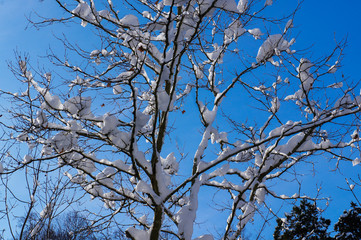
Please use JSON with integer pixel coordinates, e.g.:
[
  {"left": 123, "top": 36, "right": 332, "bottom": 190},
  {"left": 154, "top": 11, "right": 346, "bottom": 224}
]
[
  {"left": 135, "top": 110, "right": 150, "bottom": 131},
  {"left": 248, "top": 28, "right": 262, "bottom": 40},
  {"left": 318, "top": 139, "right": 333, "bottom": 149},
  {"left": 40, "top": 203, "right": 52, "bottom": 218},
  {"left": 264, "top": 0, "right": 273, "bottom": 6},
  {"left": 64, "top": 171, "right": 86, "bottom": 184},
  {"left": 199, "top": 103, "right": 218, "bottom": 124},
  {"left": 30, "top": 224, "right": 40, "bottom": 238},
  {"left": 85, "top": 182, "right": 103, "bottom": 198},
  {"left": 352, "top": 158, "right": 360, "bottom": 166},
  {"left": 64, "top": 96, "right": 92, "bottom": 117},
  {"left": 41, "top": 91, "right": 63, "bottom": 110},
  {"left": 335, "top": 94, "right": 353, "bottom": 108},
  {"left": 35, "top": 111, "right": 48, "bottom": 127},
  {"left": 139, "top": 215, "right": 147, "bottom": 224},
  {"left": 215, "top": 0, "right": 238, "bottom": 12},
  {"left": 98, "top": 10, "right": 109, "bottom": 21},
  {"left": 270, "top": 97, "right": 280, "bottom": 113},
  {"left": 50, "top": 132, "right": 77, "bottom": 153},
  {"left": 72, "top": 2, "right": 99, "bottom": 27},
  {"left": 256, "top": 34, "right": 292, "bottom": 63},
  {"left": 193, "top": 234, "right": 214, "bottom": 240},
  {"left": 297, "top": 58, "right": 314, "bottom": 91},
  {"left": 112, "top": 159, "right": 133, "bottom": 173},
  {"left": 209, "top": 164, "right": 230, "bottom": 177},
  {"left": 255, "top": 154, "right": 262, "bottom": 167},
  {"left": 100, "top": 114, "right": 119, "bottom": 134},
  {"left": 255, "top": 185, "right": 266, "bottom": 204},
  {"left": 103, "top": 191, "right": 116, "bottom": 209},
  {"left": 176, "top": 179, "right": 201, "bottom": 240},
  {"left": 16, "top": 132, "right": 29, "bottom": 142},
  {"left": 285, "top": 59, "right": 314, "bottom": 101},
  {"left": 240, "top": 202, "right": 255, "bottom": 226},
  {"left": 96, "top": 167, "right": 116, "bottom": 188},
  {"left": 327, "top": 82, "right": 343, "bottom": 88},
  {"left": 291, "top": 193, "right": 299, "bottom": 198},
  {"left": 224, "top": 20, "right": 246, "bottom": 44},
  {"left": 328, "top": 63, "right": 338, "bottom": 73},
  {"left": 161, "top": 152, "right": 179, "bottom": 175},
  {"left": 109, "top": 131, "right": 130, "bottom": 149},
  {"left": 69, "top": 153, "right": 96, "bottom": 173},
  {"left": 237, "top": 0, "right": 248, "bottom": 13},
  {"left": 284, "top": 19, "right": 293, "bottom": 32},
  {"left": 119, "top": 14, "right": 139, "bottom": 27},
  {"left": 206, "top": 43, "right": 223, "bottom": 62},
  {"left": 211, "top": 130, "right": 228, "bottom": 144},
  {"left": 101, "top": 49, "right": 108, "bottom": 56},
  {"left": 41, "top": 145, "right": 52, "bottom": 156},
  {"left": 90, "top": 49, "right": 101, "bottom": 57},
  {"left": 113, "top": 85, "right": 122, "bottom": 94},
  {"left": 132, "top": 149, "right": 152, "bottom": 174},
  {"left": 142, "top": 11, "right": 152, "bottom": 19},
  {"left": 126, "top": 227, "right": 149, "bottom": 240},
  {"left": 163, "top": 0, "right": 188, "bottom": 6},
  {"left": 135, "top": 180, "right": 159, "bottom": 202},
  {"left": 157, "top": 90, "right": 172, "bottom": 111},
  {"left": 23, "top": 154, "right": 32, "bottom": 164}
]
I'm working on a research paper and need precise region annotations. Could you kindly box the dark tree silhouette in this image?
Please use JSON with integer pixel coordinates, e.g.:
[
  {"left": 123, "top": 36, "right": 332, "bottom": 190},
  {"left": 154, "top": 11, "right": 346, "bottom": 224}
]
[
  {"left": 18, "top": 211, "right": 98, "bottom": 240},
  {"left": 334, "top": 202, "right": 361, "bottom": 240},
  {"left": 274, "top": 200, "right": 332, "bottom": 240}
]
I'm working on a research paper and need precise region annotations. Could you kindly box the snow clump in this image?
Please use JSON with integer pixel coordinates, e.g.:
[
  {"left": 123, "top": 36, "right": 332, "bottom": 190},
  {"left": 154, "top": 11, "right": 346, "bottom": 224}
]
[{"left": 256, "top": 34, "right": 293, "bottom": 63}]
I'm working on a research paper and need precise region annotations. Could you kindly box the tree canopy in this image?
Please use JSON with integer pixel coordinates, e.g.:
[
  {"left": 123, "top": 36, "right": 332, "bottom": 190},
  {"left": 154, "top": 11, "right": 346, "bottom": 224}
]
[
  {"left": 274, "top": 200, "right": 361, "bottom": 240},
  {"left": 334, "top": 202, "right": 361, "bottom": 240},
  {"left": 274, "top": 200, "right": 332, "bottom": 240}
]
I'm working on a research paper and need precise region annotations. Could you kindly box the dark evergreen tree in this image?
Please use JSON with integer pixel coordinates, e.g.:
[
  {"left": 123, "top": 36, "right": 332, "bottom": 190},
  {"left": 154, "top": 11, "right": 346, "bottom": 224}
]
[
  {"left": 18, "top": 211, "right": 97, "bottom": 240},
  {"left": 273, "top": 199, "right": 332, "bottom": 240},
  {"left": 334, "top": 202, "right": 361, "bottom": 240}
]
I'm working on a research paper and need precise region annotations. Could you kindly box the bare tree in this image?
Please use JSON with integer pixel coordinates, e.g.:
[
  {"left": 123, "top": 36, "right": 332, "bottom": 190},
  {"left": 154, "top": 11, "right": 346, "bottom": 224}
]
[{"left": 0, "top": 0, "right": 360, "bottom": 239}]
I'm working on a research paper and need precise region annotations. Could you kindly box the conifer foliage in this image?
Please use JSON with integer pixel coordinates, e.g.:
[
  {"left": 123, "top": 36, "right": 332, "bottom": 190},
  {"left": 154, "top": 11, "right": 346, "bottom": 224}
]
[
  {"left": 334, "top": 202, "right": 361, "bottom": 240},
  {"left": 274, "top": 201, "right": 361, "bottom": 240},
  {"left": 274, "top": 200, "right": 332, "bottom": 240}
]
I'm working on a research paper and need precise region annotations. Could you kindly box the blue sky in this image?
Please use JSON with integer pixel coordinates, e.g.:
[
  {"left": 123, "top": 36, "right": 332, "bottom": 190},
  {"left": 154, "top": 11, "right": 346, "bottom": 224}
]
[{"left": 1, "top": 0, "right": 361, "bottom": 238}]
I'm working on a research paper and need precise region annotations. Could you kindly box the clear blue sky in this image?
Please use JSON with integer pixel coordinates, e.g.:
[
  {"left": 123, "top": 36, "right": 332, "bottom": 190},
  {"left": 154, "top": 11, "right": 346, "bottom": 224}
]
[{"left": 1, "top": 0, "right": 361, "bottom": 238}]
